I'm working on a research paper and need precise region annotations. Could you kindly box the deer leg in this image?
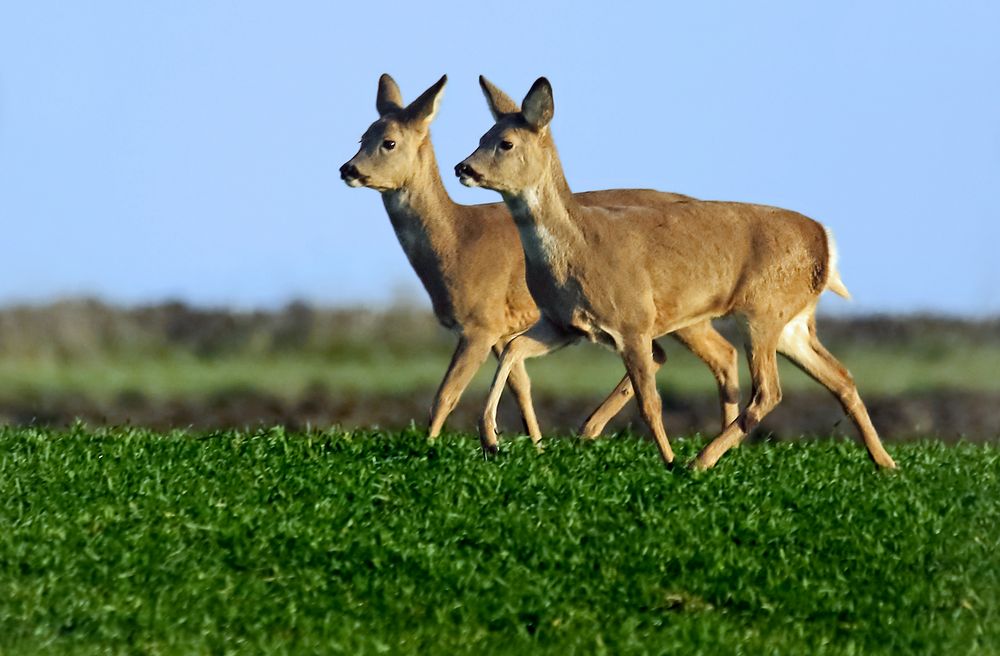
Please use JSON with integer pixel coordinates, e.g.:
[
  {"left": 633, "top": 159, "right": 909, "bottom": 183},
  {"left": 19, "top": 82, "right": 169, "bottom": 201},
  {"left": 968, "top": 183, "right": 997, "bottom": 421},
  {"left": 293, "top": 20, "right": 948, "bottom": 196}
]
[
  {"left": 777, "top": 310, "right": 896, "bottom": 469},
  {"left": 694, "top": 323, "right": 783, "bottom": 470},
  {"left": 481, "top": 319, "right": 574, "bottom": 453},
  {"left": 428, "top": 333, "right": 494, "bottom": 438},
  {"left": 578, "top": 341, "right": 666, "bottom": 439},
  {"left": 621, "top": 336, "right": 675, "bottom": 466},
  {"left": 671, "top": 321, "right": 741, "bottom": 431},
  {"left": 494, "top": 339, "right": 542, "bottom": 442}
]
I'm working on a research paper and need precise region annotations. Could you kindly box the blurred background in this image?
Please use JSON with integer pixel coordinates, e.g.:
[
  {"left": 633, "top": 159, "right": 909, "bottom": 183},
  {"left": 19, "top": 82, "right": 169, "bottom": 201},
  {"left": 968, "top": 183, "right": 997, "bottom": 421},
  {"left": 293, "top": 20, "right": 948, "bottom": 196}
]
[{"left": 1, "top": 2, "right": 997, "bottom": 439}]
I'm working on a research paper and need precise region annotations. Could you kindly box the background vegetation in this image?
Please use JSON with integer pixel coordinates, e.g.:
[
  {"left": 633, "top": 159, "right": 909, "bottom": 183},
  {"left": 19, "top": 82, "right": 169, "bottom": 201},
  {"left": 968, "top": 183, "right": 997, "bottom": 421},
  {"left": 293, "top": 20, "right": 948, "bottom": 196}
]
[
  {"left": 2, "top": 300, "right": 999, "bottom": 396},
  {"left": 0, "top": 300, "right": 997, "bottom": 441}
]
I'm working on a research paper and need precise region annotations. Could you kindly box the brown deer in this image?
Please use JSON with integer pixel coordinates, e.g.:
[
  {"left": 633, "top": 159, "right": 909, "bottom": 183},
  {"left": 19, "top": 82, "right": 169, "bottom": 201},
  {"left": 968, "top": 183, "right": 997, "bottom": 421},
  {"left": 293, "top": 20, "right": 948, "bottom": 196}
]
[
  {"left": 340, "top": 74, "right": 742, "bottom": 440},
  {"left": 456, "top": 76, "right": 896, "bottom": 470}
]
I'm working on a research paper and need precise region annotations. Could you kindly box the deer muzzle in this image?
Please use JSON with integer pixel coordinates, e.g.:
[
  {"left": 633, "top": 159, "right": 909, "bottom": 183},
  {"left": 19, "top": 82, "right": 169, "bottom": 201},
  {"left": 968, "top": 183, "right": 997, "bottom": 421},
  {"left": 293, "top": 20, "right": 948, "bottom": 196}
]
[
  {"left": 454, "top": 162, "right": 483, "bottom": 187},
  {"left": 339, "top": 162, "right": 368, "bottom": 188}
]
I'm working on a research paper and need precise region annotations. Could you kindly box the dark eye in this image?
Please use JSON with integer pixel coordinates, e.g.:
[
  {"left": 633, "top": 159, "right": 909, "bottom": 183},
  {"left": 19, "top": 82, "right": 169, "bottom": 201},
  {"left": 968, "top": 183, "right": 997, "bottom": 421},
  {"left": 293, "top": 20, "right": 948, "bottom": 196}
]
[
  {"left": 499, "top": 140, "right": 514, "bottom": 151},
  {"left": 382, "top": 139, "right": 396, "bottom": 150}
]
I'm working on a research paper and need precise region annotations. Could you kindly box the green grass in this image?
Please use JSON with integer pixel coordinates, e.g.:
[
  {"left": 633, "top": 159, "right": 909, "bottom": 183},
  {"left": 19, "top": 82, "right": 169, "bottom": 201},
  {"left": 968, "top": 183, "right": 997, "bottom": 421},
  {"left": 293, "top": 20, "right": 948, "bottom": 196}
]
[
  {"left": 2, "top": 340, "right": 999, "bottom": 402},
  {"left": 2, "top": 427, "right": 999, "bottom": 654}
]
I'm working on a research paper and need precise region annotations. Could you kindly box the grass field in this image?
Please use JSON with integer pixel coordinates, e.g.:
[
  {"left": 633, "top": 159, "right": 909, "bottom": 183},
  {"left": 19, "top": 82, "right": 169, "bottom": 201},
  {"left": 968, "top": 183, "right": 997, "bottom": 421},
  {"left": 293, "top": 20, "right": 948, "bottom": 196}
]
[{"left": 2, "top": 426, "right": 998, "bottom": 654}]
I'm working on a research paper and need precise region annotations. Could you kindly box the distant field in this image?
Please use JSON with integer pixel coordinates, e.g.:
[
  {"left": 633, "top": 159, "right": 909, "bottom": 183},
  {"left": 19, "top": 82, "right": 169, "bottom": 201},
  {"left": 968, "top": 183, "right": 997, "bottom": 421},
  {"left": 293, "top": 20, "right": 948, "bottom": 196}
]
[
  {"left": 0, "top": 301, "right": 998, "bottom": 402},
  {"left": 2, "top": 427, "right": 998, "bottom": 654},
  {"left": 1, "top": 302, "right": 998, "bottom": 438},
  {"left": 2, "top": 340, "right": 999, "bottom": 401}
]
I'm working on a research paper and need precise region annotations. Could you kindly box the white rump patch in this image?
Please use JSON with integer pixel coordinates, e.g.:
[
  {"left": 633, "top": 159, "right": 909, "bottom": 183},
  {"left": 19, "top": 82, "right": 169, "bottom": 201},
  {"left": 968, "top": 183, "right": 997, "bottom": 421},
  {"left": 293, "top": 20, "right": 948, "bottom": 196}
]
[
  {"left": 824, "top": 226, "right": 839, "bottom": 279},
  {"left": 777, "top": 307, "right": 813, "bottom": 360},
  {"left": 822, "top": 225, "right": 852, "bottom": 299}
]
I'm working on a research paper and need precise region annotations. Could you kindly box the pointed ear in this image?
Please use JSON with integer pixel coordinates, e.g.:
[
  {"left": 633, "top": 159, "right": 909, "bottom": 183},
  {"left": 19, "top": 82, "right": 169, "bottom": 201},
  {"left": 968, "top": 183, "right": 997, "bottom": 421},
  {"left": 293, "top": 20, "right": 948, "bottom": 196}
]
[
  {"left": 522, "top": 77, "right": 554, "bottom": 131},
  {"left": 479, "top": 75, "right": 519, "bottom": 120},
  {"left": 376, "top": 74, "right": 403, "bottom": 116},
  {"left": 405, "top": 75, "right": 447, "bottom": 128}
]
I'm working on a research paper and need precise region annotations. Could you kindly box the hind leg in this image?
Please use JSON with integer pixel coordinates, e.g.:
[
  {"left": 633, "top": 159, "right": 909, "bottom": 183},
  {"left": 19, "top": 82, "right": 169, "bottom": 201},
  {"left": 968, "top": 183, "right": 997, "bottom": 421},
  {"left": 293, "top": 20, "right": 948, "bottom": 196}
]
[
  {"left": 694, "top": 321, "right": 783, "bottom": 470},
  {"left": 672, "top": 322, "right": 741, "bottom": 431},
  {"left": 777, "top": 308, "right": 896, "bottom": 469}
]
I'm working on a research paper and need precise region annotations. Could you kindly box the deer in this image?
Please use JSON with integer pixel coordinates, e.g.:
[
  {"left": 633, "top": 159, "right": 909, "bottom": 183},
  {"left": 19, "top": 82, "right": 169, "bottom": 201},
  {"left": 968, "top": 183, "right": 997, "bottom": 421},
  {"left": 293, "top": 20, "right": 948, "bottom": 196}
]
[
  {"left": 340, "top": 74, "right": 743, "bottom": 442},
  {"left": 456, "top": 76, "right": 896, "bottom": 470}
]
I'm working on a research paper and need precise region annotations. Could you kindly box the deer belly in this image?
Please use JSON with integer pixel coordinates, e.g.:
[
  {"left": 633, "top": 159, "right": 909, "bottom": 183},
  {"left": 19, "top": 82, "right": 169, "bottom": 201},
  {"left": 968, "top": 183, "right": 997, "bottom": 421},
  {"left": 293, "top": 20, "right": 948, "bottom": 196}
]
[{"left": 575, "top": 315, "right": 623, "bottom": 350}]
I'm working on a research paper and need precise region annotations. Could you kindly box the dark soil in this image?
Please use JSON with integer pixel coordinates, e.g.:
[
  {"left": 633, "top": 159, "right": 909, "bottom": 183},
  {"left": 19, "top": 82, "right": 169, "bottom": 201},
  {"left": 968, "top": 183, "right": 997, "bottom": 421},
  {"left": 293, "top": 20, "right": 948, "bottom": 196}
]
[{"left": 3, "top": 387, "right": 997, "bottom": 443}]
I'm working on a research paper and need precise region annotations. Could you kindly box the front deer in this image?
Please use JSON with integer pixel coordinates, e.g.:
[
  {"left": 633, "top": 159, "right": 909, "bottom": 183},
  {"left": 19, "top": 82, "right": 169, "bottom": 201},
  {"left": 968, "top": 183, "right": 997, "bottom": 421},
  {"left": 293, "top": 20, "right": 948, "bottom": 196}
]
[
  {"left": 341, "top": 74, "right": 743, "bottom": 440},
  {"left": 457, "top": 77, "right": 896, "bottom": 470}
]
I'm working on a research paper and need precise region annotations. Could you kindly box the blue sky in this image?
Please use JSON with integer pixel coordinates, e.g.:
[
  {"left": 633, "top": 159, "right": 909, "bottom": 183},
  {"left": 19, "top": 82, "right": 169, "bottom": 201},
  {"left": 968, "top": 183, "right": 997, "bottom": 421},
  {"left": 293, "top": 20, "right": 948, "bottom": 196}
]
[{"left": 1, "top": 2, "right": 997, "bottom": 314}]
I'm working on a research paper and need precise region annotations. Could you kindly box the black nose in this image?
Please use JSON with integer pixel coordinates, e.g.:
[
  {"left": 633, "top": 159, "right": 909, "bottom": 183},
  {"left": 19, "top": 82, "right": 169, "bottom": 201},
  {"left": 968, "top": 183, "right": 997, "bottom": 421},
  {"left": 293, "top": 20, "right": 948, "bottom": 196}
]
[
  {"left": 340, "top": 163, "right": 359, "bottom": 180},
  {"left": 455, "top": 163, "right": 475, "bottom": 178}
]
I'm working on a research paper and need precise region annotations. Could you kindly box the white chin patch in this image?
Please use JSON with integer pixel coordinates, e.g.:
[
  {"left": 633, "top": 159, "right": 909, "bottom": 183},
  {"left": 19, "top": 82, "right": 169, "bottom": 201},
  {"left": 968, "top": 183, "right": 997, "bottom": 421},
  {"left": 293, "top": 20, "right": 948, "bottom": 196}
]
[
  {"left": 345, "top": 178, "right": 364, "bottom": 188},
  {"left": 458, "top": 175, "right": 479, "bottom": 188}
]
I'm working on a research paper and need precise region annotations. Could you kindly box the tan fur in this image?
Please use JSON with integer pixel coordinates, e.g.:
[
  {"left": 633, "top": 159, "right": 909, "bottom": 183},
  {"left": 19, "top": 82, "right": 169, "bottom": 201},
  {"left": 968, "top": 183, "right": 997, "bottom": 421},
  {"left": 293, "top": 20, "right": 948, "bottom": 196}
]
[
  {"left": 342, "top": 74, "right": 741, "bottom": 439},
  {"left": 458, "top": 77, "right": 895, "bottom": 470}
]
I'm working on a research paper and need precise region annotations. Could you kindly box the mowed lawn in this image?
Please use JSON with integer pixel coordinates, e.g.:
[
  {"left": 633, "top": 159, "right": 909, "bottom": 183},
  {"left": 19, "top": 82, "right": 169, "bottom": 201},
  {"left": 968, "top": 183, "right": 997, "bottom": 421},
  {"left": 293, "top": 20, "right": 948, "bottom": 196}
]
[{"left": 2, "top": 427, "right": 999, "bottom": 654}]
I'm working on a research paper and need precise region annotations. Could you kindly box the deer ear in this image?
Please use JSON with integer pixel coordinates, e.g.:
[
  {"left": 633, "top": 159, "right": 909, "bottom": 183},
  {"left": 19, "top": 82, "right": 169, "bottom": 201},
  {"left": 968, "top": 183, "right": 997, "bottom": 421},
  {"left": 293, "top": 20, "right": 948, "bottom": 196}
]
[
  {"left": 405, "top": 75, "right": 447, "bottom": 127},
  {"left": 376, "top": 74, "right": 403, "bottom": 116},
  {"left": 479, "top": 75, "right": 519, "bottom": 120},
  {"left": 521, "top": 77, "right": 554, "bottom": 130}
]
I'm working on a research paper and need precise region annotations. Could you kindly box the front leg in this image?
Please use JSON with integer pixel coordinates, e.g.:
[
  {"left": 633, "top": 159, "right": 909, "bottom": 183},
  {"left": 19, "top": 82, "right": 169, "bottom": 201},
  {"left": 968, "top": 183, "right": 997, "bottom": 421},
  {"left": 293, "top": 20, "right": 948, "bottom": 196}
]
[
  {"left": 481, "top": 319, "right": 575, "bottom": 454},
  {"left": 621, "top": 336, "right": 675, "bottom": 466},
  {"left": 428, "top": 332, "right": 494, "bottom": 438},
  {"left": 578, "top": 341, "right": 666, "bottom": 438},
  {"left": 494, "top": 339, "right": 542, "bottom": 442}
]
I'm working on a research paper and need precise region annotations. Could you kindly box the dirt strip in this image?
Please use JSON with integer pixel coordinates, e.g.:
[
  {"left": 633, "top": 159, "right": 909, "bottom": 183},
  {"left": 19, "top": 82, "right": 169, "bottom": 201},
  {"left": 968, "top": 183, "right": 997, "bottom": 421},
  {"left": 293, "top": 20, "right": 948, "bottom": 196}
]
[{"left": 2, "top": 389, "right": 997, "bottom": 443}]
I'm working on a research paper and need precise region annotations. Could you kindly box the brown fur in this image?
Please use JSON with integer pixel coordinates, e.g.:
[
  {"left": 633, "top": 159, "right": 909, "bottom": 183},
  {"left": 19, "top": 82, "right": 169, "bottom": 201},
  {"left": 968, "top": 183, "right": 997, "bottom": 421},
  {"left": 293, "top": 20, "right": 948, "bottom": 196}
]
[
  {"left": 457, "top": 77, "right": 895, "bottom": 470},
  {"left": 341, "top": 75, "right": 742, "bottom": 439}
]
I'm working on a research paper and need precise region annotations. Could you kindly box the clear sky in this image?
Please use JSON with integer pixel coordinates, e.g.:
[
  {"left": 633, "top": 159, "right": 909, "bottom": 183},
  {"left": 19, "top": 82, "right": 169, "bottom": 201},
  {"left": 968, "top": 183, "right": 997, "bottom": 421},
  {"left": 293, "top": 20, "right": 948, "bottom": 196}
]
[{"left": 1, "top": 2, "right": 998, "bottom": 314}]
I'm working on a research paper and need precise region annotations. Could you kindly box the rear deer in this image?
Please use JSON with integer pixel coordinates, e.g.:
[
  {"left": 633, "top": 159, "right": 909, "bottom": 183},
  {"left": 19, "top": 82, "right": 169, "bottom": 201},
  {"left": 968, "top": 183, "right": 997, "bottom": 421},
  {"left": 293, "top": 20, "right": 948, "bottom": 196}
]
[
  {"left": 340, "top": 74, "right": 742, "bottom": 440},
  {"left": 457, "top": 76, "right": 896, "bottom": 470}
]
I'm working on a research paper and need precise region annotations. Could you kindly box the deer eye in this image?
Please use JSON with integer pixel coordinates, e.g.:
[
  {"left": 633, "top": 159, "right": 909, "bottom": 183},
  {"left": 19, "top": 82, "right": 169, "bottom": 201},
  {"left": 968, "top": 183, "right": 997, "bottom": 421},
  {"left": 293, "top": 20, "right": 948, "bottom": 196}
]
[
  {"left": 499, "top": 140, "right": 514, "bottom": 151},
  {"left": 382, "top": 139, "right": 396, "bottom": 151}
]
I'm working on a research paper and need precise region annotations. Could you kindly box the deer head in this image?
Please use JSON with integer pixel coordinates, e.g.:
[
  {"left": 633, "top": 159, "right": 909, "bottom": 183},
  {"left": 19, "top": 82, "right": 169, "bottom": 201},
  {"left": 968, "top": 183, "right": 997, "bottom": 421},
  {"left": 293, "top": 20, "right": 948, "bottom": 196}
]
[
  {"left": 340, "top": 74, "right": 446, "bottom": 192},
  {"left": 456, "top": 77, "right": 556, "bottom": 194}
]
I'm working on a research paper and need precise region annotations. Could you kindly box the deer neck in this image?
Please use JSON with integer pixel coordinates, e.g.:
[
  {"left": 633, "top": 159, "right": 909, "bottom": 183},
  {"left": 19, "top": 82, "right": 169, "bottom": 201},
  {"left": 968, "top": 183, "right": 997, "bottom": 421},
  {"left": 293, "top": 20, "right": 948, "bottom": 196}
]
[
  {"left": 380, "top": 138, "right": 459, "bottom": 266},
  {"left": 501, "top": 153, "right": 584, "bottom": 283}
]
